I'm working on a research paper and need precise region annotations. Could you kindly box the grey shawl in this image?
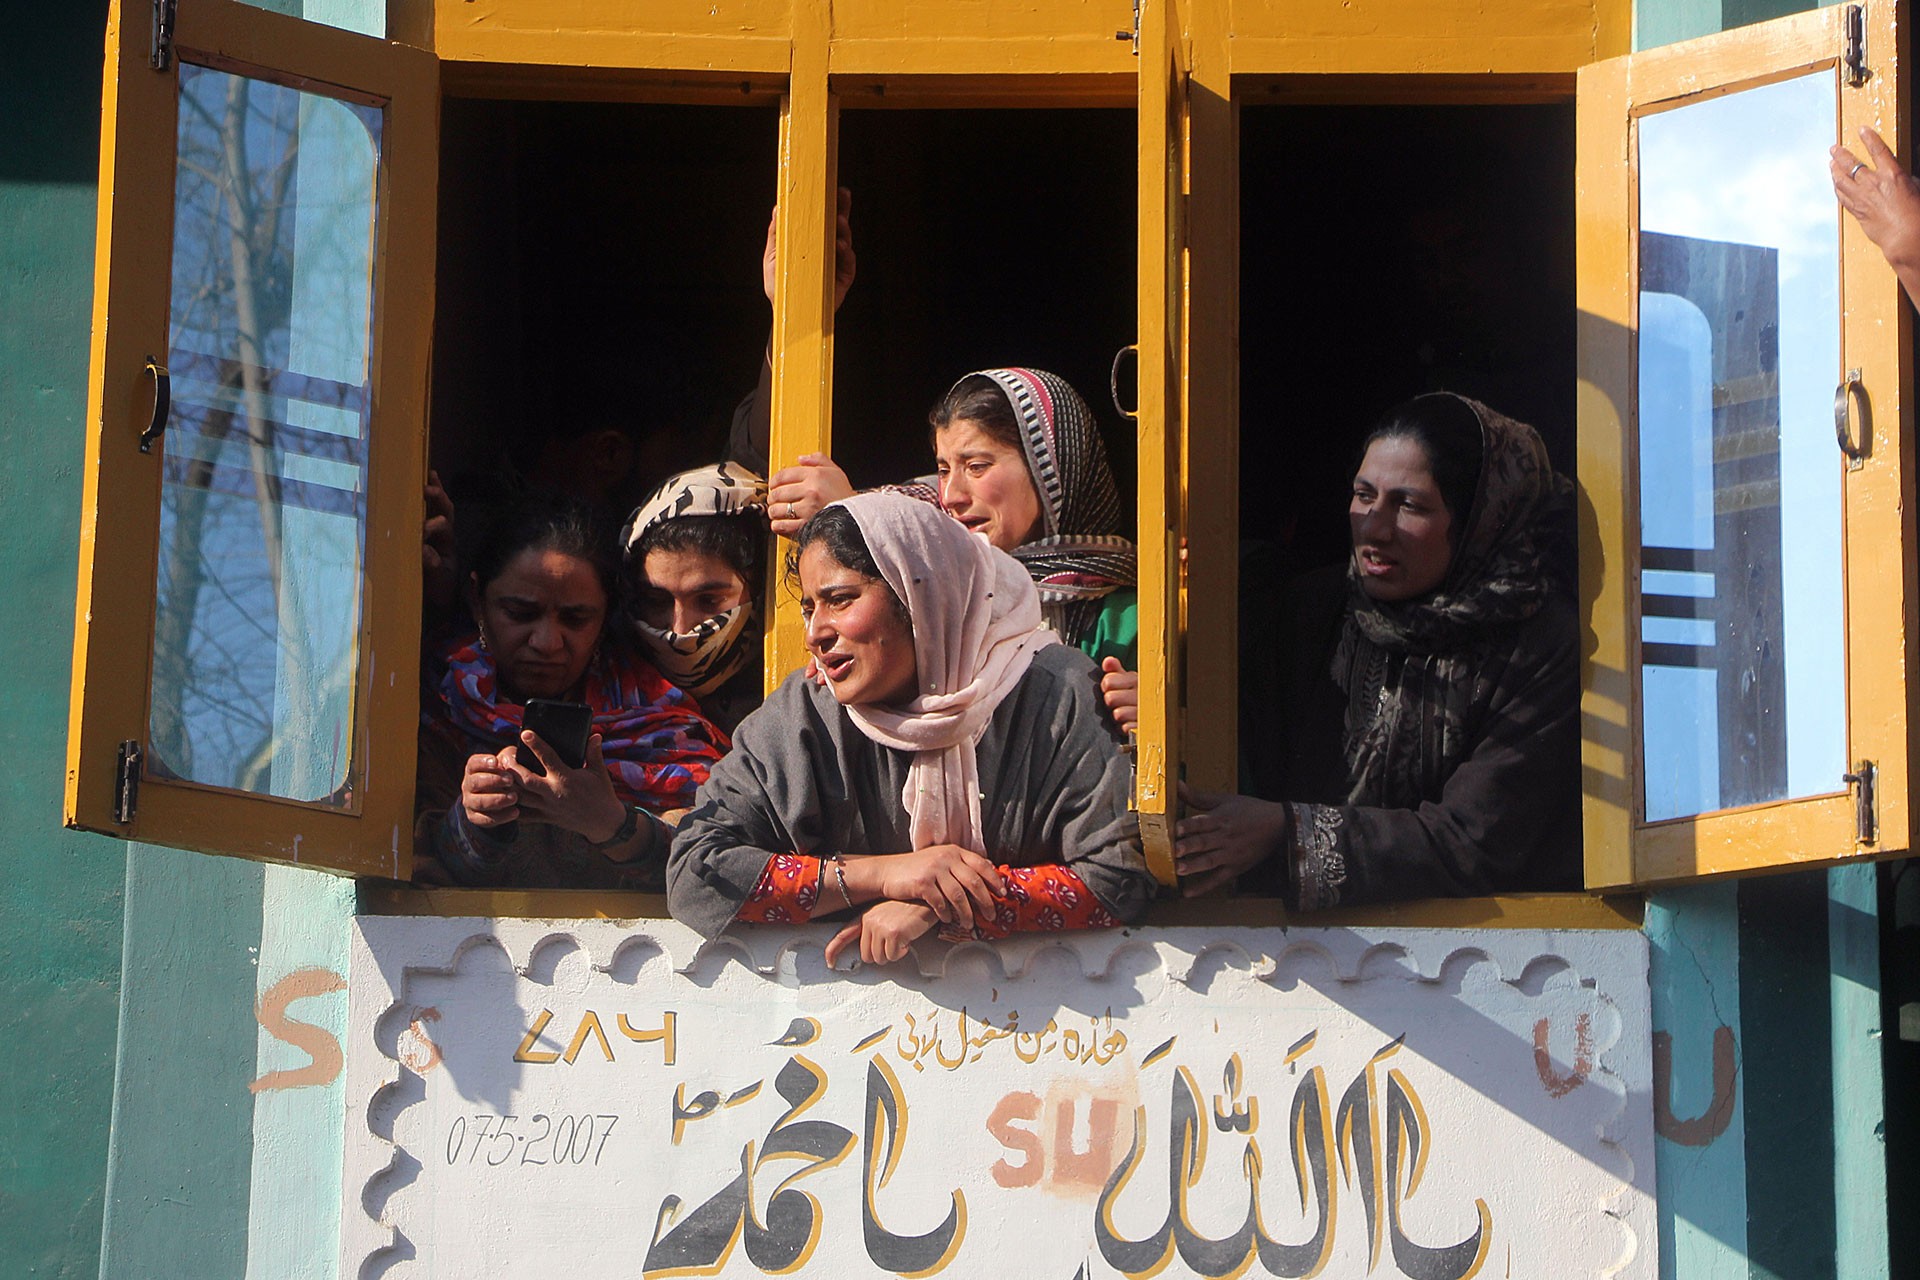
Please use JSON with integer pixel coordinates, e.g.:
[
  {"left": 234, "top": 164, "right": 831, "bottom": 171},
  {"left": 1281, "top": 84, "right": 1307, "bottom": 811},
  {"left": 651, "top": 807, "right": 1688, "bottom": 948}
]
[{"left": 666, "top": 645, "right": 1154, "bottom": 938}]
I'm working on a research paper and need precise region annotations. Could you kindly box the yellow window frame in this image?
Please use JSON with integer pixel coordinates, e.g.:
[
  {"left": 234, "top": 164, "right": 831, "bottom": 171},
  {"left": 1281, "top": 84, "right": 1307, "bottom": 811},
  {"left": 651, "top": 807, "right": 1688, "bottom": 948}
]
[
  {"left": 1578, "top": 1, "right": 1914, "bottom": 889},
  {"left": 1133, "top": 0, "right": 1189, "bottom": 885},
  {"left": 66, "top": 0, "right": 437, "bottom": 876},
  {"left": 757, "top": 8, "right": 1184, "bottom": 886},
  {"left": 408, "top": 0, "right": 1631, "bottom": 931},
  {"left": 65, "top": 0, "right": 1690, "bottom": 938}
]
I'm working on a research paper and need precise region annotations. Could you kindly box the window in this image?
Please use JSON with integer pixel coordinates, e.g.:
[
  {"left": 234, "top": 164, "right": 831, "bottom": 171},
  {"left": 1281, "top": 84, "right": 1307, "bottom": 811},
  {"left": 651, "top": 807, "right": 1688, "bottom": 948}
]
[
  {"left": 67, "top": 0, "right": 434, "bottom": 875},
  {"left": 84, "top": 0, "right": 1869, "bottom": 917},
  {"left": 427, "top": 95, "right": 779, "bottom": 530},
  {"left": 1577, "top": 2, "right": 1913, "bottom": 886}
]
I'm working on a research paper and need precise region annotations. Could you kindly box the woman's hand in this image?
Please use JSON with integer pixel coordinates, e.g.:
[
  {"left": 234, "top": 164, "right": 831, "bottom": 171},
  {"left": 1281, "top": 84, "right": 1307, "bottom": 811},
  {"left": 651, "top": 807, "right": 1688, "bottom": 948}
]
[
  {"left": 1174, "top": 784, "right": 1290, "bottom": 897},
  {"left": 1833, "top": 127, "right": 1920, "bottom": 307},
  {"left": 880, "top": 844, "right": 1005, "bottom": 927},
  {"left": 508, "top": 732, "right": 629, "bottom": 844},
  {"left": 824, "top": 901, "right": 939, "bottom": 968},
  {"left": 1099, "top": 657, "right": 1139, "bottom": 732},
  {"left": 764, "top": 188, "right": 857, "bottom": 312},
  {"left": 768, "top": 453, "right": 855, "bottom": 537},
  {"left": 836, "top": 844, "right": 1005, "bottom": 927},
  {"left": 460, "top": 750, "right": 521, "bottom": 829},
  {"left": 422, "top": 469, "right": 459, "bottom": 615}
]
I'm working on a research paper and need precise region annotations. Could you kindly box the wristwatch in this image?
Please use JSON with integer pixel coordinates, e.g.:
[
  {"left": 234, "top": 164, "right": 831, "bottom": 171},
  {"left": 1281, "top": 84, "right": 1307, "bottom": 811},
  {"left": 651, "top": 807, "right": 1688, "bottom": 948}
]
[{"left": 598, "top": 804, "right": 645, "bottom": 849}]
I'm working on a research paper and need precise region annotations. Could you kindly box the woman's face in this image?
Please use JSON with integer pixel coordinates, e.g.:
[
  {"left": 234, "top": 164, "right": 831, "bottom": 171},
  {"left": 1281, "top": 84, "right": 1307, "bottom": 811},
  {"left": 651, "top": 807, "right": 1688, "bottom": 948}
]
[
  {"left": 1349, "top": 434, "right": 1455, "bottom": 602},
  {"left": 934, "top": 419, "right": 1044, "bottom": 552},
  {"left": 637, "top": 547, "right": 750, "bottom": 634},
  {"left": 471, "top": 547, "right": 608, "bottom": 701},
  {"left": 798, "top": 543, "right": 918, "bottom": 707}
]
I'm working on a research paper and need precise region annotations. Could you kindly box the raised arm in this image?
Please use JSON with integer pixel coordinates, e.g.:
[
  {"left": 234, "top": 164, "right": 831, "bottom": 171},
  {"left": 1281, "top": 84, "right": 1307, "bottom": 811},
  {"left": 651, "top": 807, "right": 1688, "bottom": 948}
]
[{"left": 728, "top": 189, "right": 857, "bottom": 473}]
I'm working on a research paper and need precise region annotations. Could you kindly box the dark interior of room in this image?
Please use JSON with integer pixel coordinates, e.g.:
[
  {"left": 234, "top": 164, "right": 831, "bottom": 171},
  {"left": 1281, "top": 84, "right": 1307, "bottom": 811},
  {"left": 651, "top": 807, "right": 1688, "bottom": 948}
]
[
  {"left": 430, "top": 97, "right": 1572, "bottom": 575},
  {"left": 431, "top": 97, "right": 779, "bottom": 521},
  {"left": 432, "top": 100, "right": 1137, "bottom": 537},
  {"left": 832, "top": 107, "right": 1138, "bottom": 512},
  {"left": 1239, "top": 100, "right": 1577, "bottom": 572}
]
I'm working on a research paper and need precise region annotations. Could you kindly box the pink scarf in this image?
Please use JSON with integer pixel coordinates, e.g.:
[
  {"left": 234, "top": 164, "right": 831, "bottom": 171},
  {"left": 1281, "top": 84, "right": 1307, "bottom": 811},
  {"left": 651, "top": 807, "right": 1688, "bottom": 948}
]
[{"left": 839, "top": 492, "right": 1059, "bottom": 851}]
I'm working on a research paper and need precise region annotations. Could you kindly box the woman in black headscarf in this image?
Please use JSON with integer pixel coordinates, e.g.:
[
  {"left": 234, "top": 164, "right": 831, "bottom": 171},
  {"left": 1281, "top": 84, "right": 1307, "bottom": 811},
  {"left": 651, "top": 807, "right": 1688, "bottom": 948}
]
[{"left": 1177, "top": 392, "right": 1580, "bottom": 909}]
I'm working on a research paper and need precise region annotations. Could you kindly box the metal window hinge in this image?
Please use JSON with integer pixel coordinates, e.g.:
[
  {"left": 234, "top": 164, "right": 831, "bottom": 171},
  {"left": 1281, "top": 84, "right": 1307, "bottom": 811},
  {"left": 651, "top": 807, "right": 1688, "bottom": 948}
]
[
  {"left": 152, "top": 0, "right": 176, "bottom": 72},
  {"left": 1845, "top": 760, "right": 1877, "bottom": 845},
  {"left": 1116, "top": 0, "right": 1141, "bottom": 56},
  {"left": 1844, "top": 4, "right": 1868, "bottom": 88},
  {"left": 115, "top": 740, "right": 143, "bottom": 825}
]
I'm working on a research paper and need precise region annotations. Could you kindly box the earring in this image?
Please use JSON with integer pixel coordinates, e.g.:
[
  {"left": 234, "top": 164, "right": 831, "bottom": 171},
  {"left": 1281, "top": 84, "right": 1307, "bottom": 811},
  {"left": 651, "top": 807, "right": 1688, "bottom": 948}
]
[{"left": 477, "top": 624, "right": 491, "bottom": 654}]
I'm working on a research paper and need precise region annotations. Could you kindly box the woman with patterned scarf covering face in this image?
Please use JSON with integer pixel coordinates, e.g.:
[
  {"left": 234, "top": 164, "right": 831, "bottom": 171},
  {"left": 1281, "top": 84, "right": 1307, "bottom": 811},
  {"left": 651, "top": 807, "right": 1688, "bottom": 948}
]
[
  {"left": 619, "top": 462, "right": 769, "bottom": 736},
  {"left": 1175, "top": 392, "right": 1581, "bottom": 911}
]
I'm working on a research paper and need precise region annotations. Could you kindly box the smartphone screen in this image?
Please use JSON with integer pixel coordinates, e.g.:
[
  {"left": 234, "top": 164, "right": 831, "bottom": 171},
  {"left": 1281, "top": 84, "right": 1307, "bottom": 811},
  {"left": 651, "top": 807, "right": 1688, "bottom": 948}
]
[{"left": 520, "top": 699, "right": 593, "bottom": 774}]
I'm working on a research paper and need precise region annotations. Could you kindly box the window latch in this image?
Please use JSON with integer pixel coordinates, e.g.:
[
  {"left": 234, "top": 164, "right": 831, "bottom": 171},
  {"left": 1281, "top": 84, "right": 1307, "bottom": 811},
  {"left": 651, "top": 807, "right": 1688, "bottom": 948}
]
[
  {"left": 115, "top": 740, "right": 143, "bottom": 825},
  {"left": 1844, "top": 760, "right": 1877, "bottom": 845},
  {"left": 1844, "top": 4, "right": 1868, "bottom": 88},
  {"left": 151, "top": 0, "right": 176, "bottom": 72}
]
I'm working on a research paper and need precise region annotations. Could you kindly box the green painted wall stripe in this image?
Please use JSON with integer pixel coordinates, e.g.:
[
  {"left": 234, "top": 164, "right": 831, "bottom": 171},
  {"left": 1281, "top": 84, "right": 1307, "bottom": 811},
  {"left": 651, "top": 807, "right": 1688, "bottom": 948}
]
[
  {"left": 1648, "top": 883, "right": 1751, "bottom": 1278},
  {"left": 1828, "top": 863, "right": 1890, "bottom": 1279},
  {"left": 1738, "top": 871, "right": 1839, "bottom": 1280},
  {"left": 99, "top": 847, "right": 265, "bottom": 1280},
  {"left": 0, "top": 3, "right": 126, "bottom": 1277}
]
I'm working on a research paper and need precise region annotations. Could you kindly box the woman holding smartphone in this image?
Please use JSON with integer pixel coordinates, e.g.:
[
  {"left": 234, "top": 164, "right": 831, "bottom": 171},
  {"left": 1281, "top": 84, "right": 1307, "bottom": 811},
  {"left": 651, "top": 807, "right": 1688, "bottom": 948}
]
[{"left": 415, "top": 494, "right": 727, "bottom": 889}]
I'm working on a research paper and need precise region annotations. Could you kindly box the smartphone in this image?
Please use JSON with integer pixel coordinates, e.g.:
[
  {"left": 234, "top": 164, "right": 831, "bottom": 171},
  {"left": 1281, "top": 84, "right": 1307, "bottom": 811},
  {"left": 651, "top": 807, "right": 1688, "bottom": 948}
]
[{"left": 519, "top": 699, "right": 593, "bottom": 775}]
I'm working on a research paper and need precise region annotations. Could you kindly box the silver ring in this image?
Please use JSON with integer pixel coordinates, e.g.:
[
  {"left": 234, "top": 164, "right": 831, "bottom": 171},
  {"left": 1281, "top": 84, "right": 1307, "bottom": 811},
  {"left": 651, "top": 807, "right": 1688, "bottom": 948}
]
[
  {"left": 1851, "top": 161, "right": 1867, "bottom": 179},
  {"left": 785, "top": 501, "right": 797, "bottom": 519}
]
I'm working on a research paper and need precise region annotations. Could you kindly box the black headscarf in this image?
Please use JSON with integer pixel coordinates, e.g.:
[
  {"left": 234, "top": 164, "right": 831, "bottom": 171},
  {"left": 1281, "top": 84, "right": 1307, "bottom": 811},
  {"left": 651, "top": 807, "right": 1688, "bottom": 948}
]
[{"left": 1333, "top": 394, "right": 1573, "bottom": 808}]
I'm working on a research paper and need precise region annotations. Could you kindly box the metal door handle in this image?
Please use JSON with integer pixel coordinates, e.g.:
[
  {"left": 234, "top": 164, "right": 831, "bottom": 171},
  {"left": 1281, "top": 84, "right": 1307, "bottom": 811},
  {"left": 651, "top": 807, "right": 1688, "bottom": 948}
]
[
  {"left": 139, "top": 357, "right": 169, "bottom": 454},
  {"left": 1834, "top": 368, "right": 1869, "bottom": 468},
  {"left": 1111, "top": 344, "right": 1138, "bottom": 420}
]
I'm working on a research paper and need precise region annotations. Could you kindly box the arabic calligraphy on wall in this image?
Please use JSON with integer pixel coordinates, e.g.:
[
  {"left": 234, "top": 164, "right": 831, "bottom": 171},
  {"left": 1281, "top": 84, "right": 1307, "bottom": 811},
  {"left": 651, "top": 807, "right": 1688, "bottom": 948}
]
[{"left": 342, "top": 921, "right": 1654, "bottom": 1279}]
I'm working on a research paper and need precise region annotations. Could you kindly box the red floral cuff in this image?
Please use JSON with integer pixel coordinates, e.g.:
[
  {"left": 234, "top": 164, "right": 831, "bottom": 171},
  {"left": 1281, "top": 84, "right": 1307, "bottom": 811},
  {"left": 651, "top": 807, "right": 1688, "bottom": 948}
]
[
  {"left": 735, "top": 853, "right": 823, "bottom": 924},
  {"left": 945, "top": 864, "right": 1120, "bottom": 941}
]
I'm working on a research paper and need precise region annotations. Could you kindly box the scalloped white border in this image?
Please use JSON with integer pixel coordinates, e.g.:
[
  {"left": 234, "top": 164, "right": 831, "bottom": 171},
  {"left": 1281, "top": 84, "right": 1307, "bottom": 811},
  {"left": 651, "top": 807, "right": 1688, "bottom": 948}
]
[{"left": 342, "top": 920, "right": 1653, "bottom": 1279}]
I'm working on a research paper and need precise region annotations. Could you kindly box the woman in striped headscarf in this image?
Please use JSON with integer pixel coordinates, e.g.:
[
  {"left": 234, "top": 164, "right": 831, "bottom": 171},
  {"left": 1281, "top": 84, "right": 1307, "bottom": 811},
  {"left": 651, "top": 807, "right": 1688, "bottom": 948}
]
[
  {"left": 927, "top": 369, "right": 1137, "bottom": 663},
  {"left": 764, "top": 367, "right": 1141, "bottom": 727}
]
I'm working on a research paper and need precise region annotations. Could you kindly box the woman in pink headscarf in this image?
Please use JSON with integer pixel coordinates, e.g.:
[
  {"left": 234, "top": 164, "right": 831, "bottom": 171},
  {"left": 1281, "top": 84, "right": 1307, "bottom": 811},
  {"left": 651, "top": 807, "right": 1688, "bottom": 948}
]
[{"left": 666, "top": 492, "right": 1154, "bottom": 965}]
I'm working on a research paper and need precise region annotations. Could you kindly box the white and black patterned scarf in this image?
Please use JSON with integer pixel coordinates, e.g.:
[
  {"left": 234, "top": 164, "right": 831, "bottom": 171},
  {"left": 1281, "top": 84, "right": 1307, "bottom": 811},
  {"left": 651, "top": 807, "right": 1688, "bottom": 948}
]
[{"left": 618, "top": 462, "right": 767, "bottom": 698}]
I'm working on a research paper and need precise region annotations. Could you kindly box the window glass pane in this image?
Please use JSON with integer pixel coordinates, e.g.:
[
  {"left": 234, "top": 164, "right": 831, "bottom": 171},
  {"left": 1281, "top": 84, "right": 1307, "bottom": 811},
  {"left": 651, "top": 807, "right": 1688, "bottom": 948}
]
[
  {"left": 151, "top": 64, "right": 380, "bottom": 805},
  {"left": 1636, "top": 71, "right": 1842, "bottom": 822}
]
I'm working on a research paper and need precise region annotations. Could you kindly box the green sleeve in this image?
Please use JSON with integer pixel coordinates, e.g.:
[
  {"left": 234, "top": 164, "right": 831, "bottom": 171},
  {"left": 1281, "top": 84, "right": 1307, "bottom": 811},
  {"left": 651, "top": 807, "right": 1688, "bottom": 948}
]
[{"left": 1075, "top": 588, "right": 1138, "bottom": 668}]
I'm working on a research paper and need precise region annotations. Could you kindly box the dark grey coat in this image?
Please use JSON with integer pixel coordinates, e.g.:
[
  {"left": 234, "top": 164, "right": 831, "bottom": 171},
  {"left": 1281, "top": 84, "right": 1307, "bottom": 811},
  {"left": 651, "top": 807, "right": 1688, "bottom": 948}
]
[{"left": 667, "top": 644, "right": 1155, "bottom": 937}]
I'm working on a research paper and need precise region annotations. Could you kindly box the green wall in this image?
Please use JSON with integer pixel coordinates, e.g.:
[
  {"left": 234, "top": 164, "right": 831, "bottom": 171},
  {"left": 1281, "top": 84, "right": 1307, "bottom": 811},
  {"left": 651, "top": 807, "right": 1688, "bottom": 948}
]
[
  {"left": 0, "top": 4, "right": 127, "bottom": 1277},
  {"left": 1636, "top": 0, "right": 1839, "bottom": 49}
]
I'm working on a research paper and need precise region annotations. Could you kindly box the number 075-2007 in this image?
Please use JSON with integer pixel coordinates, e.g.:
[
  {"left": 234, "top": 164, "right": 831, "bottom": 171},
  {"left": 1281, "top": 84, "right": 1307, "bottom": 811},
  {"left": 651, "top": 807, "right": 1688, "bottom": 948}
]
[{"left": 444, "top": 1113, "right": 619, "bottom": 1168}]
